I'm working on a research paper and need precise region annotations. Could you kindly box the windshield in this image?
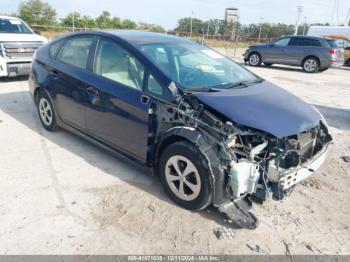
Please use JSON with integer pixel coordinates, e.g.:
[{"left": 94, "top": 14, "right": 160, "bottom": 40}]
[
  {"left": 139, "top": 41, "right": 259, "bottom": 90},
  {"left": 0, "top": 18, "right": 32, "bottom": 34}
]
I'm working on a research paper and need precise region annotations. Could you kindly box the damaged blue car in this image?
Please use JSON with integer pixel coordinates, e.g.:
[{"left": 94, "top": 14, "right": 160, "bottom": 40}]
[{"left": 29, "top": 31, "right": 332, "bottom": 228}]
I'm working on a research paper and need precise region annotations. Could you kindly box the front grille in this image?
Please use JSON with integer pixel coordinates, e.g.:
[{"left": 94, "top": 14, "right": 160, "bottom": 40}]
[{"left": 1, "top": 42, "right": 43, "bottom": 59}]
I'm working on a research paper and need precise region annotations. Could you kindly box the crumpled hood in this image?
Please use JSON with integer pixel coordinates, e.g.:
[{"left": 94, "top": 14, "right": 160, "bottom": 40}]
[
  {"left": 194, "top": 81, "right": 321, "bottom": 138},
  {"left": 0, "top": 33, "right": 47, "bottom": 43}
]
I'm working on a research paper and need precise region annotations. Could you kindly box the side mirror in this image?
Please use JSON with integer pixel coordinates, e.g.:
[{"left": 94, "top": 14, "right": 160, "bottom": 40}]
[{"left": 33, "top": 29, "right": 41, "bottom": 35}]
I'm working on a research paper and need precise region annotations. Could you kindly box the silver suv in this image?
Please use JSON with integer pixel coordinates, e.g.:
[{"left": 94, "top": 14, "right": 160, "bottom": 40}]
[{"left": 244, "top": 35, "right": 344, "bottom": 73}]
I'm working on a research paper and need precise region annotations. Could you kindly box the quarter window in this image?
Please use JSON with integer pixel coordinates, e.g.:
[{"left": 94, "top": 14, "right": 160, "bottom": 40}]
[
  {"left": 94, "top": 39, "right": 145, "bottom": 91},
  {"left": 147, "top": 74, "right": 163, "bottom": 96},
  {"left": 58, "top": 37, "right": 94, "bottom": 69}
]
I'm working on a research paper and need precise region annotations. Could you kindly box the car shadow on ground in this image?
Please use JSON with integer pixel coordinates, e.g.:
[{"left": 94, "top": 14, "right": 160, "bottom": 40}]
[
  {"left": 313, "top": 104, "right": 350, "bottom": 131},
  {"left": 0, "top": 90, "right": 240, "bottom": 229}
]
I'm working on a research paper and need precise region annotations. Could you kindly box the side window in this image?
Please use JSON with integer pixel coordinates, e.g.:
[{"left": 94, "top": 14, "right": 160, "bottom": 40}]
[
  {"left": 94, "top": 39, "right": 144, "bottom": 91},
  {"left": 273, "top": 38, "right": 291, "bottom": 47},
  {"left": 147, "top": 74, "right": 163, "bottom": 96},
  {"left": 290, "top": 38, "right": 322, "bottom": 47},
  {"left": 58, "top": 37, "right": 94, "bottom": 69},
  {"left": 49, "top": 40, "right": 63, "bottom": 58}
]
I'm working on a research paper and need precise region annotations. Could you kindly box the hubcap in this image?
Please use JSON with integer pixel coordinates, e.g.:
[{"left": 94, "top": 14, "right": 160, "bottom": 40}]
[
  {"left": 39, "top": 98, "right": 53, "bottom": 126},
  {"left": 249, "top": 54, "right": 260, "bottom": 66},
  {"left": 304, "top": 59, "right": 317, "bottom": 72},
  {"left": 165, "top": 155, "right": 201, "bottom": 201}
]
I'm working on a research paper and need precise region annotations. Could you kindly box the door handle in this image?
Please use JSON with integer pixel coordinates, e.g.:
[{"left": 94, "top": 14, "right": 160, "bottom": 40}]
[
  {"left": 49, "top": 69, "right": 58, "bottom": 79},
  {"left": 141, "top": 95, "right": 150, "bottom": 105},
  {"left": 87, "top": 86, "right": 100, "bottom": 105}
]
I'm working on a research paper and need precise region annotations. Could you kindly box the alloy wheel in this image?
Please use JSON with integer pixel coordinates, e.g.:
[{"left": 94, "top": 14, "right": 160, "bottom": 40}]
[
  {"left": 39, "top": 98, "right": 53, "bottom": 126},
  {"left": 165, "top": 155, "right": 201, "bottom": 201},
  {"left": 304, "top": 59, "right": 317, "bottom": 72},
  {"left": 249, "top": 54, "right": 260, "bottom": 66}
]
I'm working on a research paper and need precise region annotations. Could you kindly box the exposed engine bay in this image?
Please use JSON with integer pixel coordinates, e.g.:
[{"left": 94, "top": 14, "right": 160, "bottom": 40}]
[{"left": 150, "top": 88, "right": 332, "bottom": 229}]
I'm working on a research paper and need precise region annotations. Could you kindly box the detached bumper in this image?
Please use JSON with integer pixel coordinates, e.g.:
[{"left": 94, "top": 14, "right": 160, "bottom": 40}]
[{"left": 279, "top": 144, "right": 329, "bottom": 190}]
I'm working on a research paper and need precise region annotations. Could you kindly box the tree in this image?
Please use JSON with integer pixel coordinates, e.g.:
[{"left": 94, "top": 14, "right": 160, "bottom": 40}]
[
  {"left": 138, "top": 22, "right": 165, "bottom": 33},
  {"left": 60, "top": 12, "right": 97, "bottom": 29},
  {"left": 176, "top": 17, "right": 205, "bottom": 35},
  {"left": 95, "top": 11, "right": 112, "bottom": 29},
  {"left": 18, "top": 0, "right": 56, "bottom": 26},
  {"left": 122, "top": 19, "right": 137, "bottom": 29}
]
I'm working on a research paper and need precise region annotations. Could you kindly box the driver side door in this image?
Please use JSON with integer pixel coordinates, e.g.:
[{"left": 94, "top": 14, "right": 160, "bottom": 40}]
[{"left": 264, "top": 37, "right": 292, "bottom": 64}]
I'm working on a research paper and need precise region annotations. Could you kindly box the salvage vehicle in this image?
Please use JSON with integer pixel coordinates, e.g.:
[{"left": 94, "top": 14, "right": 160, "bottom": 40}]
[
  {"left": 29, "top": 31, "right": 332, "bottom": 228},
  {"left": 0, "top": 15, "right": 47, "bottom": 77},
  {"left": 244, "top": 35, "right": 344, "bottom": 73}
]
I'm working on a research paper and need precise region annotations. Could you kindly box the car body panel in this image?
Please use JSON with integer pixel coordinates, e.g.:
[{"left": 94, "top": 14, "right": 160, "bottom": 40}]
[{"left": 194, "top": 81, "right": 321, "bottom": 138}]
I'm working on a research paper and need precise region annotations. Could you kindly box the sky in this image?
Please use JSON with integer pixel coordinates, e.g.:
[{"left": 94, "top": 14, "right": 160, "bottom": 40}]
[{"left": 2, "top": 0, "right": 350, "bottom": 29}]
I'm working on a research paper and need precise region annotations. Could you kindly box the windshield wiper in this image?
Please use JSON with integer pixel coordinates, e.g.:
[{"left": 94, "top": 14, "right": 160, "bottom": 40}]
[
  {"left": 185, "top": 87, "right": 221, "bottom": 93},
  {"left": 225, "top": 79, "right": 264, "bottom": 89}
]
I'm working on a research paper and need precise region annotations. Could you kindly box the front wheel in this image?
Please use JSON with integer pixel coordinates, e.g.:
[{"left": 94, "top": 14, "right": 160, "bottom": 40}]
[
  {"left": 159, "top": 141, "right": 212, "bottom": 210},
  {"left": 248, "top": 53, "right": 262, "bottom": 67},
  {"left": 302, "top": 57, "right": 320, "bottom": 73},
  {"left": 37, "top": 91, "right": 58, "bottom": 132}
]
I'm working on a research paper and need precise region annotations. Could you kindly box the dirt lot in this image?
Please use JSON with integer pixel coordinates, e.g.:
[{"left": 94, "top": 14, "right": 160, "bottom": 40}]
[{"left": 0, "top": 63, "right": 349, "bottom": 255}]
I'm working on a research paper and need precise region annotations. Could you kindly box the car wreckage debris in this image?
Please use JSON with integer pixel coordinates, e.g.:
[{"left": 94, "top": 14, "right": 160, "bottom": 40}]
[{"left": 154, "top": 90, "right": 332, "bottom": 229}]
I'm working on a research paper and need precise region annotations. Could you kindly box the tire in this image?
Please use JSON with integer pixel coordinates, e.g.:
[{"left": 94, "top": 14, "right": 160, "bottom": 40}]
[
  {"left": 248, "top": 52, "right": 262, "bottom": 67},
  {"left": 264, "top": 63, "right": 273, "bottom": 67},
  {"left": 302, "top": 57, "right": 320, "bottom": 73},
  {"left": 346, "top": 59, "right": 350, "bottom": 67},
  {"left": 37, "top": 91, "right": 58, "bottom": 132},
  {"left": 159, "top": 141, "right": 212, "bottom": 211}
]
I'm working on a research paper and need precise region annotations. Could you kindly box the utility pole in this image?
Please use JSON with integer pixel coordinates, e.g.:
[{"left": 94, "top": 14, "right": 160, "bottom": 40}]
[
  {"left": 294, "top": 6, "right": 303, "bottom": 35},
  {"left": 303, "top": 16, "right": 307, "bottom": 35},
  {"left": 258, "top": 17, "right": 263, "bottom": 42},
  {"left": 206, "top": 20, "right": 210, "bottom": 40},
  {"left": 190, "top": 11, "right": 194, "bottom": 38},
  {"left": 72, "top": 0, "right": 75, "bottom": 32}
]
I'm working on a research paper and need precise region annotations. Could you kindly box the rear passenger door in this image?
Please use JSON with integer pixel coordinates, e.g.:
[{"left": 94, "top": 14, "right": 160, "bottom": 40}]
[
  {"left": 50, "top": 35, "right": 96, "bottom": 130},
  {"left": 288, "top": 37, "right": 322, "bottom": 65}
]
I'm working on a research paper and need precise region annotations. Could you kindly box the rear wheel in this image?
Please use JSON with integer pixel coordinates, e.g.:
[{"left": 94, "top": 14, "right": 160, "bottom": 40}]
[
  {"left": 302, "top": 57, "right": 320, "bottom": 73},
  {"left": 248, "top": 53, "right": 262, "bottom": 67},
  {"left": 37, "top": 91, "right": 58, "bottom": 132},
  {"left": 159, "top": 141, "right": 212, "bottom": 210}
]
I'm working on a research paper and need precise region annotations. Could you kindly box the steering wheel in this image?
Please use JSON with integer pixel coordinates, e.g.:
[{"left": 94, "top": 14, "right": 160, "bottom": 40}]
[{"left": 183, "top": 68, "right": 204, "bottom": 85}]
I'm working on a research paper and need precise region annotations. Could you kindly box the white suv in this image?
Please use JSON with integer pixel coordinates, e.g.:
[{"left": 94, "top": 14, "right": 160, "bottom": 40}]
[{"left": 0, "top": 16, "right": 47, "bottom": 77}]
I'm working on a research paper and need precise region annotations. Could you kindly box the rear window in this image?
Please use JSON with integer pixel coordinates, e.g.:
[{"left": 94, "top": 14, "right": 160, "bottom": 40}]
[{"left": 326, "top": 40, "right": 339, "bottom": 48}]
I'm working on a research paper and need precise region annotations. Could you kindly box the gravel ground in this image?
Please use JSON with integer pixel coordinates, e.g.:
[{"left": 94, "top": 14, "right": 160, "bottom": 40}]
[{"left": 0, "top": 62, "right": 349, "bottom": 255}]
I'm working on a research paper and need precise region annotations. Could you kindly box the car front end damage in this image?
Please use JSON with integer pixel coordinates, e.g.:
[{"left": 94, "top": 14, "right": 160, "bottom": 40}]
[{"left": 151, "top": 87, "right": 332, "bottom": 229}]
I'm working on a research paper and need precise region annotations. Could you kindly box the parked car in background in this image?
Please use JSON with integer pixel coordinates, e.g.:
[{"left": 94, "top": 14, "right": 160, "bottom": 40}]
[
  {"left": 244, "top": 35, "right": 344, "bottom": 73},
  {"left": 0, "top": 15, "right": 47, "bottom": 78},
  {"left": 29, "top": 31, "right": 332, "bottom": 228},
  {"left": 325, "top": 35, "right": 350, "bottom": 67}
]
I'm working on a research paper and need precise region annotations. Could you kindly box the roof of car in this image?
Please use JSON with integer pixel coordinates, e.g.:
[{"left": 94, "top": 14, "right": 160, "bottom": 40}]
[
  {"left": 283, "top": 35, "right": 332, "bottom": 40},
  {"left": 100, "top": 30, "right": 191, "bottom": 45},
  {"left": 0, "top": 15, "right": 21, "bottom": 20}
]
